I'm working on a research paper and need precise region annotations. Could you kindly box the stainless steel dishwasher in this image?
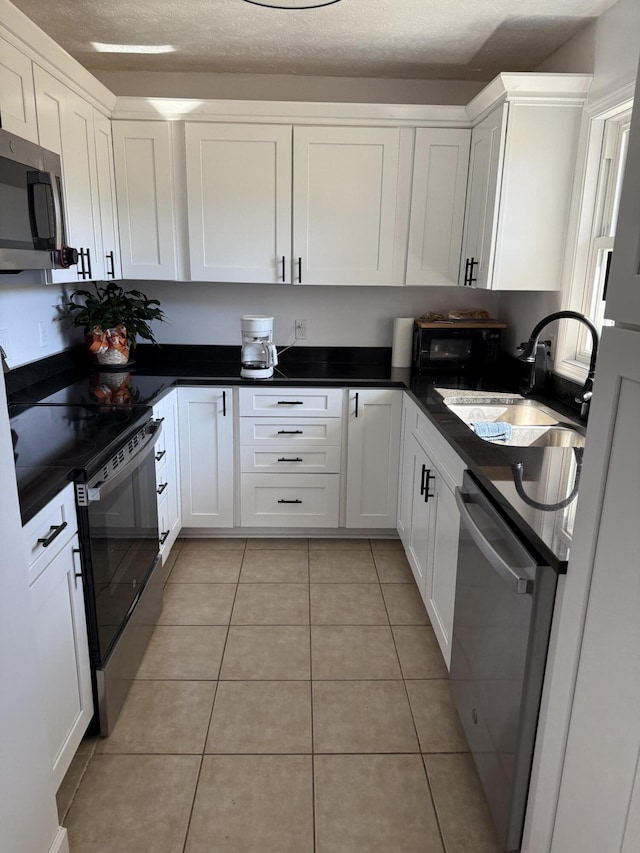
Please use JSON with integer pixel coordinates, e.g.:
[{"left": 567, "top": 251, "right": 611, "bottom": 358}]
[{"left": 450, "top": 471, "right": 558, "bottom": 852}]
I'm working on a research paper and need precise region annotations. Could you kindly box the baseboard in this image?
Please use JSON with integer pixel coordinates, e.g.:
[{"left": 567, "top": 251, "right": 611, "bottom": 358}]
[
  {"left": 178, "top": 527, "right": 399, "bottom": 539},
  {"left": 48, "top": 827, "right": 69, "bottom": 853}
]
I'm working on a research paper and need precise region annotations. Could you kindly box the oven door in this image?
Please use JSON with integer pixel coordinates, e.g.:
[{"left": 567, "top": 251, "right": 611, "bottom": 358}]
[{"left": 77, "top": 420, "right": 163, "bottom": 734}]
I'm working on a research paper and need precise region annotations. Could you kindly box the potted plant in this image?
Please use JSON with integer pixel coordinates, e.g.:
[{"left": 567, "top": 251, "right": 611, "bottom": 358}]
[{"left": 63, "top": 282, "right": 165, "bottom": 366}]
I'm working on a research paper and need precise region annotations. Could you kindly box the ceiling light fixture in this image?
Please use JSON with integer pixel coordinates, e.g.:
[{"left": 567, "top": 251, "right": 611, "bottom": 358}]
[
  {"left": 91, "top": 42, "right": 177, "bottom": 54},
  {"left": 243, "top": 0, "right": 342, "bottom": 9}
]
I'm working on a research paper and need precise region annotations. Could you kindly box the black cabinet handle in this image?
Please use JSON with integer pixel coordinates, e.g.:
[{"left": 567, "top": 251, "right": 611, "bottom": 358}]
[
  {"left": 77, "top": 248, "right": 87, "bottom": 279},
  {"left": 354, "top": 392, "right": 359, "bottom": 418},
  {"left": 297, "top": 257, "right": 302, "bottom": 283},
  {"left": 155, "top": 450, "right": 166, "bottom": 462},
  {"left": 464, "top": 256, "right": 478, "bottom": 287},
  {"left": 106, "top": 250, "right": 115, "bottom": 278},
  {"left": 420, "top": 464, "right": 428, "bottom": 496},
  {"left": 277, "top": 429, "right": 303, "bottom": 434},
  {"left": 280, "top": 255, "right": 286, "bottom": 282},
  {"left": 37, "top": 521, "right": 68, "bottom": 548},
  {"left": 278, "top": 457, "right": 303, "bottom": 462},
  {"left": 222, "top": 390, "right": 227, "bottom": 417},
  {"left": 277, "top": 400, "right": 304, "bottom": 405},
  {"left": 159, "top": 530, "right": 170, "bottom": 545},
  {"left": 85, "top": 247, "right": 92, "bottom": 279},
  {"left": 424, "top": 469, "right": 436, "bottom": 502},
  {"left": 157, "top": 482, "right": 168, "bottom": 495},
  {"left": 278, "top": 499, "right": 302, "bottom": 504},
  {"left": 72, "top": 547, "right": 82, "bottom": 580}
]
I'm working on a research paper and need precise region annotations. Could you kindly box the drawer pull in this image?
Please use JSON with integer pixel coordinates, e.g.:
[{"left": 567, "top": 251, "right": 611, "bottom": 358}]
[
  {"left": 72, "top": 547, "right": 82, "bottom": 580},
  {"left": 277, "top": 400, "right": 304, "bottom": 405},
  {"left": 157, "top": 483, "right": 168, "bottom": 495},
  {"left": 277, "top": 499, "right": 302, "bottom": 504},
  {"left": 155, "top": 450, "right": 166, "bottom": 462},
  {"left": 159, "top": 530, "right": 170, "bottom": 545},
  {"left": 37, "top": 521, "right": 68, "bottom": 548},
  {"left": 277, "top": 429, "right": 303, "bottom": 434},
  {"left": 278, "top": 457, "right": 303, "bottom": 462}
]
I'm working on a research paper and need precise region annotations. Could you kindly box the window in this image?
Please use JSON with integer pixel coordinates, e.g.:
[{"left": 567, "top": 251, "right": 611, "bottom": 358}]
[{"left": 556, "top": 100, "right": 633, "bottom": 381}]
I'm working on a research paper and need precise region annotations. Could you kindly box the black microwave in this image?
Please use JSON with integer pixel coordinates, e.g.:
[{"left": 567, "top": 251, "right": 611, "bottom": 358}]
[
  {"left": 412, "top": 320, "right": 506, "bottom": 373},
  {"left": 0, "top": 129, "right": 77, "bottom": 272}
]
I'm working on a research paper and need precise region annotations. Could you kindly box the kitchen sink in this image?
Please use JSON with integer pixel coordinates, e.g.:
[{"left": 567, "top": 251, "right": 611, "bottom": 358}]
[{"left": 440, "top": 394, "right": 586, "bottom": 448}]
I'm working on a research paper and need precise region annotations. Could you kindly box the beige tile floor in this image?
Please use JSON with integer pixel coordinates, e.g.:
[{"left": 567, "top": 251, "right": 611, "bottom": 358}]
[{"left": 58, "top": 538, "right": 501, "bottom": 853}]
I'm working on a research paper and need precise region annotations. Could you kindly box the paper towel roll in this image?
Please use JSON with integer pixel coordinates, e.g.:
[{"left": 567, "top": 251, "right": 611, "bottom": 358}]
[{"left": 391, "top": 317, "right": 414, "bottom": 368}]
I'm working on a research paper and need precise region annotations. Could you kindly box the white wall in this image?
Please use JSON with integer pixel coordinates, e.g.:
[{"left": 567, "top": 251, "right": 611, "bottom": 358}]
[
  {"left": 139, "top": 281, "right": 500, "bottom": 349},
  {"left": 0, "top": 276, "right": 83, "bottom": 369},
  {"left": 498, "top": 0, "right": 640, "bottom": 352},
  {"left": 93, "top": 69, "right": 484, "bottom": 105}
]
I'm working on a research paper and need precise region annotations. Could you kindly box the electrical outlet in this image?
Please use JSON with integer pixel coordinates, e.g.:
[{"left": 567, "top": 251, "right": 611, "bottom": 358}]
[
  {"left": 546, "top": 335, "right": 555, "bottom": 362},
  {"left": 38, "top": 321, "right": 48, "bottom": 348},
  {"left": 295, "top": 319, "right": 307, "bottom": 340}
]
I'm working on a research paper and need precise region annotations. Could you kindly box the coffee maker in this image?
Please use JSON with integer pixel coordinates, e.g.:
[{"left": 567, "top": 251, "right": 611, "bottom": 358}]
[{"left": 240, "top": 315, "right": 278, "bottom": 379}]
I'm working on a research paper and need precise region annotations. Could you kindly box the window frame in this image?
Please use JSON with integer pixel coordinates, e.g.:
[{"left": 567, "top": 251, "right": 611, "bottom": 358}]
[{"left": 555, "top": 90, "right": 634, "bottom": 383}]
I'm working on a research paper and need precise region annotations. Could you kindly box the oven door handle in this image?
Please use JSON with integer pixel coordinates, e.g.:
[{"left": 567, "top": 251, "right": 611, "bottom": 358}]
[
  {"left": 82, "top": 421, "right": 162, "bottom": 503},
  {"left": 455, "top": 487, "right": 534, "bottom": 594}
]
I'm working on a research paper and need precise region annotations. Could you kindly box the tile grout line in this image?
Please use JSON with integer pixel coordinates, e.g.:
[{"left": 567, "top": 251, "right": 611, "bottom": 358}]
[
  {"left": 307, "top": 537, "right": 317, "bottom": 853},
  {"left": 180, "top": 539, "right": 247, "bottom": 853}
]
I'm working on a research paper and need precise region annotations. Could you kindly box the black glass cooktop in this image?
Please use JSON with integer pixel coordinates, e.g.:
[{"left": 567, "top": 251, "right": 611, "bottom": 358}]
[{"left": 10, "top": 403, "right": 153, "bottom": 523}]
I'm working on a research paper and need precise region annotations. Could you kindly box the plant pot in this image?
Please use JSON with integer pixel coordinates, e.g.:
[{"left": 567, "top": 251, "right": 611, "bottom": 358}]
[{"left": 86, "top": 325, "right": 131, "bottom": 366}]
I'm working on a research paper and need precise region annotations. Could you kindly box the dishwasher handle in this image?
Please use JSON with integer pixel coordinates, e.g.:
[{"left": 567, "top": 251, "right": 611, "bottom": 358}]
[{"left": 455, "top": 487, "right": 534, "bottom": 595}]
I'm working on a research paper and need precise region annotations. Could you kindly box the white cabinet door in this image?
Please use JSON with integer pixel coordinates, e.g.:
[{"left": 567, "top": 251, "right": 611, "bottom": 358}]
[
  {"left": 459, "top": 103, "right": 506, "bottom": 289},
  {"left": 186, "top": 123, "right": 292, "bottom": 282},
  {"left": 346, "top": 388, "right": 402, "bottom": 528},
  {"left": 112, "top": 121, "right": 178, "bottom": 280},
  {"left": 34, "top": 66, "right": 101, "bottom": 283},
  {"left": 178, "top": 387, "right": 233, "bottom": 528},
  {"left": 293, "top": 126, "right": 404, "bottom": 285},
  {"left": 406, "top": 128, "right": 471, "bottom": 286},
  {"left": 93, "top": 111, "right": 121, "bottom": 280},
  {"left": 0, "top": 36, "right": 38, "bottom": 142},
  {"left": 425, "top": 471, "right": 459, "bottom": 666},
  {"left": 404, "top": 431, "right": 432, "bottom": 595},
  {"left": 154, "top": 390, "right": 181, "bottom": 555}
]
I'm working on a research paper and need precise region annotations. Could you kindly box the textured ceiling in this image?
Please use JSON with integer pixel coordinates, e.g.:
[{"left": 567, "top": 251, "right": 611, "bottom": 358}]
[{"left": 12, "top": 0, "right": 615, "bottom": 80}]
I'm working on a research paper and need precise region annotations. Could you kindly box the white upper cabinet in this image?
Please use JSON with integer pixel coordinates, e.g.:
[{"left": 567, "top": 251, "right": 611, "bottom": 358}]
[
  {"left": 112, "top": 121, "right": 179, "bottom": 280},
  {"left": 186, "top": 123, "right": 292, "bottom": 283},
  {"left": 406, "top": 128, "right": 471, "bottom": 286},
  {"left": 33, "top": 65, "right": 102, "bottom": 283},
  {"left": 293, "top": 126, "right": 405, "bottom": 285},
  {"left": 93, "top": 111, "right": 121, "bottom": 280},
  {"left": 459, "top": 104, "right": 506, "bottom": 289},
  {"left": 460, "top": 76, "right": 588, "bottom": 291},
  {"left": 0, "top": 35, "right": 38, "bottom": 143}
]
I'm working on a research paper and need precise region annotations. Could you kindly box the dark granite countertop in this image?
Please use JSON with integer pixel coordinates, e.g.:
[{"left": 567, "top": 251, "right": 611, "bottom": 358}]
[{"left": 8, "top": 345, "right": 585, "bottom": 569}]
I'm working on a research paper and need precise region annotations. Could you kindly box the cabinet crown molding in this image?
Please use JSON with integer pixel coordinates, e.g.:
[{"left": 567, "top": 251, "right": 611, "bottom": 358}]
[{"left": 466, "top": 73, "right": 592, "bottom": 125}]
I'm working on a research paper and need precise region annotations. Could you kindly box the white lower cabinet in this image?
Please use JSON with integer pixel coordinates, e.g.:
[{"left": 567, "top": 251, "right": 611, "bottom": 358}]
[
  {"left": 346, "top": 388, "right": 402, "bottom": 528},
  {"left": 178, "top": 387, "right": 234, "bottom": 528},
  {"left": 22, "top": 483, "right": 92, "bottom": 790},
  {"left": 397, "top": 394, "right": 464, "bottom": 667},
  {"left": 239, "top": 387, "right": 342, "bottom": 528},
  {"left": 153, "top": 389, "right": 181, "bottom": 556}
]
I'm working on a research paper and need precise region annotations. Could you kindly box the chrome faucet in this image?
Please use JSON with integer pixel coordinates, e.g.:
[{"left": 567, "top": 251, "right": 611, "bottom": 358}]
[{"left": 518, "top": 310, "right": 599, "bottom": 419}]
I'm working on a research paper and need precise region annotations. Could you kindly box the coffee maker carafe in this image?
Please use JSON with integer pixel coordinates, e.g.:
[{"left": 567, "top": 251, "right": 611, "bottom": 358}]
[{"left": 240, "top": 315, "right": 278, "bottom": 379}]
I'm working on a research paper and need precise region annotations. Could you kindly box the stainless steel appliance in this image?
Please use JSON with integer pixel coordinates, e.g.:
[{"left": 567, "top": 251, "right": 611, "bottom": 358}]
[
  {"left": 240, "top": 314, "right": 278, "bottom": 379},
  {"left": 412, "top": 320, "right": 506, "bottom": 373},
  {"left": 0, "top": 128, "right": 77, "bottom": 272},
  {"left": 450, "top": 471, "right": 558, "bottom": 851},
  {"left": 75, "top": 415, "right": 163, "bottom": 735}
]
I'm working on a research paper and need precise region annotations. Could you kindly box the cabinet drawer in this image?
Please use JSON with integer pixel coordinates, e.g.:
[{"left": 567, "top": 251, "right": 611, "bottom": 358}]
[
  {"left": 240, "top": 417, "right": 342, "bottom": 446},
  {"left": 22, "top": 482, "right": 77, "bottom": 585},
  {"left": 241, "top": 474, "right": 339, "bottom": 527},
  {"left": 239, "top": 387, "right": 343, "bottom": 417},
  {"left": 240, "top": 445, "right": 341, "bottom": 474}
]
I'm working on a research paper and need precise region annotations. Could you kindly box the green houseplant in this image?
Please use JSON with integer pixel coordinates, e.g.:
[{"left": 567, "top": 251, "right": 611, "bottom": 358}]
[{"left": 64, "top": 283, "right": 165, "bottom": 365}]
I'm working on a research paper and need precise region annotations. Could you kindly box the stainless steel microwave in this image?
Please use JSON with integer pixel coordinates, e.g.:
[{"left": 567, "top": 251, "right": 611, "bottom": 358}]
[
  {"left": 0, "top": 128, "right": 77, "bottom": 272},
  {"left": 412, "top": 320, "right": 506, "bottom": 373}
]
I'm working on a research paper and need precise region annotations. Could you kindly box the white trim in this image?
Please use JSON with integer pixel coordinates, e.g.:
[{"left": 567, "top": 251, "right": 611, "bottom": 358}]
[
  {"left": 465, "top": 72, "right": 592, "bottom": 123},
  {"left": 112, "top": 96, "right": 470, "bottom": 126},
  {"left": 48, "top": 827, "right": 69, "bottom": 853}
]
